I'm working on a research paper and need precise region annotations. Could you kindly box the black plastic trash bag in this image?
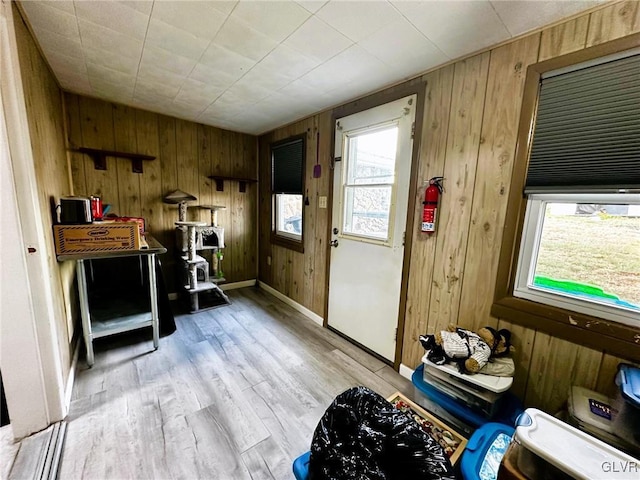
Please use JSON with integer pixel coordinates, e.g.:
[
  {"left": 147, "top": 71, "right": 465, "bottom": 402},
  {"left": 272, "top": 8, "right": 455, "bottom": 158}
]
[{"left": 309, "top": 386, "right": 457, "bottom": 480}]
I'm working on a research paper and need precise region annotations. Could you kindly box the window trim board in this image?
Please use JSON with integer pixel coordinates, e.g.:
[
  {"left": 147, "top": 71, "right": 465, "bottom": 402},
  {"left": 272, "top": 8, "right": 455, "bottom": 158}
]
[{"left": 492, "top": 31, "right": 640, "bottom": 361}]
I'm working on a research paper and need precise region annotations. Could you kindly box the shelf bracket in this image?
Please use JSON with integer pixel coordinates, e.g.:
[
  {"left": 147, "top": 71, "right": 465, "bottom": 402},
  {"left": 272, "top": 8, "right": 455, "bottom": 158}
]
[{"left": 77, "top": 147, "right": 155, "bottom": 174}]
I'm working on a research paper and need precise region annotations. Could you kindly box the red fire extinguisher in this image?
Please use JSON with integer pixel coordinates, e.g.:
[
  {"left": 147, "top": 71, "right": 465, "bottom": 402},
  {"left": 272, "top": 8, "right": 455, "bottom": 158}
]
[{"left": 422, "top": 177, "right": 444, "bottom": 234}]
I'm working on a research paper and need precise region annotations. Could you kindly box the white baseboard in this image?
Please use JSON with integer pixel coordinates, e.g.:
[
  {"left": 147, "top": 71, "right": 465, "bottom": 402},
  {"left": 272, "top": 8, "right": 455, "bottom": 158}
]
[
  {"left": 399, "top": 363, "right": 415, "bottom": 382},
  {"left": 258, "top": 281, "right": 324, "bottom": 327},
  {"left": 220, "top": 279, "right": 257, "bottom": 291},
  {"left": 64, "top": 336, "right": 81, "bottom": 414}
]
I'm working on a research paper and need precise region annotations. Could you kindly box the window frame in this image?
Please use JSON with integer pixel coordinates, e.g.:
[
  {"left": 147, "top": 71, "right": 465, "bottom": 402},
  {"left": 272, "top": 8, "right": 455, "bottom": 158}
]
[
  {"left": 270, "top": 134, "right": 306, "bottom": 253},
  {"left": 514, "top": 193, "right": 640, "bottom": 328},
  {"left": 339, "top": 121, "right": 399, "bottom": 246},
  {"left": 492, "top": 32, "right": 640, "bottom": 361}
]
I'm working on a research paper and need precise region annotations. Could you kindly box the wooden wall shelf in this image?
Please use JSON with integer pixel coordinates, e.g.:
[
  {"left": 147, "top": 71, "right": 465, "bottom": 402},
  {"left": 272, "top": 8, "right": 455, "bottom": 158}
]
[
  {"left": 208, "top": 175, "right": 257, "bottom": 193},
  {"left": 77, "top": 147, "right": 155, "bottom": 173}
]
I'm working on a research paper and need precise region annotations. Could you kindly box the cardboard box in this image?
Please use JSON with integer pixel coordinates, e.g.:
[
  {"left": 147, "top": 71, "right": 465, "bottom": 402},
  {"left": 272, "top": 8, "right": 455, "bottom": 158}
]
[{"left": 53, "top": 222, "right": 141, "bottom": 255}]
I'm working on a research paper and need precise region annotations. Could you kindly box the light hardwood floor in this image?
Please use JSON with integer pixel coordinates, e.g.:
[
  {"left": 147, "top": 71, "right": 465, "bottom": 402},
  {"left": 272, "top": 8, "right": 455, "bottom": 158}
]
[{"left": 60, "top": 287, "right": 415, "bottom": 479}]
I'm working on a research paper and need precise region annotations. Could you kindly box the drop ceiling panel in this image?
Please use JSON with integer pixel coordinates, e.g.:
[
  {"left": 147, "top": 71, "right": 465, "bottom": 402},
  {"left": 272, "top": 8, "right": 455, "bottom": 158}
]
[
  {"left": 150, "top": 1, "right": 226, "bottom": 40},
  {"left": 315, "top": 0, "right": 404, "bottom": 43},
  {"left": 283, "top": 15, "right": 352, "bottom": 62},
  {"left": 490, "top": 0, "right": 604, "bottom": 36},
  {"left": 74, "top": 1, "right": 149, "bottom": 40},
  {"left": 19, "top": 0, "right": 600, "bottom": 135}
]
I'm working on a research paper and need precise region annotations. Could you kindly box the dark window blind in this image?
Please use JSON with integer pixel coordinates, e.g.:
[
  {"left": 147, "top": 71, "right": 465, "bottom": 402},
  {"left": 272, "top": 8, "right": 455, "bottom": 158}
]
[
  {"left": 272, "top": 137, "right": 304, "bottom": 194},
  {"left": 526, "top": 53, "right": 640, "bottom": 193}
]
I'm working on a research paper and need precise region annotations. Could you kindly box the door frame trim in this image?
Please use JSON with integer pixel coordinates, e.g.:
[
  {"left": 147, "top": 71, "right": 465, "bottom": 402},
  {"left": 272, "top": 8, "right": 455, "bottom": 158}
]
[{"left": 324, "top": 79, "right": 427, "bottom": 371}]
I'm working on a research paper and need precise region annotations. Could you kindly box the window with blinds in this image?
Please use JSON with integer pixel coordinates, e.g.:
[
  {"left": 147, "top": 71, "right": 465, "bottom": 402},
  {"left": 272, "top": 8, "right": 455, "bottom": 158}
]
[
  {"left": 525, "top": 52, "right": 640, "bottom": 193},
  {"left": 514, "top": 50, "right": 640, "bottom": 328},
  {"left": 271, "top": 134, "right": 305, "bottom": 250}
]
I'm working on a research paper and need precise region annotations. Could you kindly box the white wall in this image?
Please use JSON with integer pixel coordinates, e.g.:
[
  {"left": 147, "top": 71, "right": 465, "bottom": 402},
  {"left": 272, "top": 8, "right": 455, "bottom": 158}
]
[{"left": 0, "top": 0, "right": 65, "bottom": 439}]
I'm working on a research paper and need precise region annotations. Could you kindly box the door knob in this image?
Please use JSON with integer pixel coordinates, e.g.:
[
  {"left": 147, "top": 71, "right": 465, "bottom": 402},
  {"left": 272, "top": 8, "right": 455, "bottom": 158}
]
[{"left": 330, "top": 239, "right": 339, "bottom": 248}]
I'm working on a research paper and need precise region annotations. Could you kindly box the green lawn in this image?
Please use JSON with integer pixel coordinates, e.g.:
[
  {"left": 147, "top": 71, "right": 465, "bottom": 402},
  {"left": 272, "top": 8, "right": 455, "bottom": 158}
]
[{"left": 535, "top": 213, "right": 640, "bottom": 308}]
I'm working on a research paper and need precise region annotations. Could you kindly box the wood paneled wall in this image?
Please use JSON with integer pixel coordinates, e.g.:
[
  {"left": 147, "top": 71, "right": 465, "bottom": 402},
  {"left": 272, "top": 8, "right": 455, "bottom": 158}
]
[
  {"left": 258, "top": 1, "right": 640, "bottom": 413},
  {"left": 257, "top": 112, "right": 333, "bottom": 315},
  {"left": 64, "top": 94, "right": 258, "bottom": 292},
  {"left": 13, "top": 4, "right": 74, "bottom": 383}
]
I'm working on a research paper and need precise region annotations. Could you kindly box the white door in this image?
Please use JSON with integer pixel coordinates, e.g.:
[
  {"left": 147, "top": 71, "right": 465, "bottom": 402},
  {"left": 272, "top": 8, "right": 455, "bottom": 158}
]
[{"left": 328, "top": 95, "right": 416, "bottom": 362}]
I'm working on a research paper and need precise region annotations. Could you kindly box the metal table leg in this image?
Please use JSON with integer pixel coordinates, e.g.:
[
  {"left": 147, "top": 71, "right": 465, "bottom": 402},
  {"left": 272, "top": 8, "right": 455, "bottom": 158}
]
[
  {"left": 76, "top": 259, "right": 94, "bottom": 367},
  {"left": 147, "top": 253, "right": 159, "bottom": 350}
]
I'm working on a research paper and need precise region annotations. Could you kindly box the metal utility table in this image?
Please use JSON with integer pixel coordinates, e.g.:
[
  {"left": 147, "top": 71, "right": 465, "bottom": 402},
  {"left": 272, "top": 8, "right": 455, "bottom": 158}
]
[{"left": 57, "top": 236, "right": 166, "bottom": 367}]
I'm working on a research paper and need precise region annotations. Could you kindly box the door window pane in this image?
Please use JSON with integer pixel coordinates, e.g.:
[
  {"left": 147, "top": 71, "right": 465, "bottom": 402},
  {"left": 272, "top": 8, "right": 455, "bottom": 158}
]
[
  {"left": 347, "top": 127, "right": 398, "bottom": 185},
  {"left": 343, "top": 186, "right": 392, "bottom": 240}
]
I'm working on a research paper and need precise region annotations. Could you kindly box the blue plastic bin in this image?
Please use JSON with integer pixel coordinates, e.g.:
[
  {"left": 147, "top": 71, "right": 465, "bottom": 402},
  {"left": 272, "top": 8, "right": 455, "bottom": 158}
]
[
  {"left": 460, "top": 423, "right": 514, "bottom": 480},
  {"left": 292, "top": 451, "right": 310, "bottom": 480},
  {"left": 412, "top": 364, "right": 522, "bottom": 436}
]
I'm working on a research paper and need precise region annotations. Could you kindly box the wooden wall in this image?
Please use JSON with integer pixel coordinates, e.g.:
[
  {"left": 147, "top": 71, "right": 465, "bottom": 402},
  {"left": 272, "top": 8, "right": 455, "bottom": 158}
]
[
  {"left": 259, "top": 1, "right": 640, "bottom": 413},
  {"left": 64, "top": 94, "right": 258, "bottom": 292},
  {"left": 13, "top": 4, "right": 74, "bottom": 384},
  {"left": 257, "top": 112, "right": 332, "bottom": 315}
]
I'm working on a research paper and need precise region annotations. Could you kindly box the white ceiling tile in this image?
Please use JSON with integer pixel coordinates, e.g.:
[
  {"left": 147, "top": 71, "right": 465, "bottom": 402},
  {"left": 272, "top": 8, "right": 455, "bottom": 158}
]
[
  {"left": 179, "top": 78, "right": 228, "bottom": 99},
  {"left": 225, "top": 82, "right": 272, "bottom": 104},
  {"left": 87, "top": 63, "right": 136, "bottom": 88},
  {"left": 295, "top": 1, "right": 328, "bottom": 14},
  {"left": 490, "top": 1, "right": 603, "bottom": 36},
  {"left": 231, "top": 0, "right": 311, "bottom": 42},
  {"left": 315, "top": 1, "right": 403, "bottom": 42},
  {"left": 202, "top": 98, "right": 246, "bottom": 119},
  {"left": 137, "top": 64, "right": 185, "bottom": 90},
  {"left": 46, "top": 51, "right": 87, "bottom": 76},
  {"left": 210, "top": 1, "right": 239, "bottom": 16},
  {"left": 40, "top": 1, "right": 76, "bottom": 15},
  {"left": 78, "top": 19, "right": 143, "bottom": 60},
  {"left": 74, "top": 1, "right": 149, "bottom": 40},
  {"left": 257, "top": 45, "right": 320, "bottom": 81},
  {"left": 134, "top": 79, "right": 181, "bottom": 100},
  {"left": 174, "top": 89, "right": 222, "bottom": 108},
  {"left": 397, "top": 1, "right": 511, "bottom": 59},
  {"left": 36, "top": 29, "right": 84, "bottom": 60},
  {"left": 151, "top": 1, "right": 227, "bottom": 41},
  {"left": 140, "top": 45, "right": 197, "bottom": 76},
  {"left": 199, "top": 44, "right": 255, "bottom": 79},
  {"left": 145, "top": 18, "right": 210, "bottom": 60},
  {"left": 283, "top": 16, "right": 352, "bottom": 62},
  {"left": 299, "top": 45, "right": 392, "bottom": 92},
  {"left": 119, "top": 1, "right": 154, "bottom": 16},
  {"left": 21, "top": 0, "right": 599, "bottom": 136},
  {"left": 189, "top": 63, "right": 239, "bottom": 89},
  {"left": 213, "top": 17, "right": 278, "bottom": 61},
  {"left": 83, "top": 46, "right": 139, "bottom": 76},
  {"left": 235, "top": 66, "right": 292, "bottom": 93},
  {"left": 278, "top": 80, "right": 332, "bottom": 109},
  {"left": 20, "top": 2, "right": 80, "bottom": 37},
  {"left": 359, "top": 18, "right": 448, "bottom": 70}
]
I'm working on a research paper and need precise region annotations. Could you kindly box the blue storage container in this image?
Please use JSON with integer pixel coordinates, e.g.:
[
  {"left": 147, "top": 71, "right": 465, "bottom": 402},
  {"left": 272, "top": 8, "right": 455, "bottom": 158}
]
[
  {"left": 292, "top": 451, "right": 310, "bottom": 480},
  {"left": 460, "top": 423, "right": 514, "bottom": 480},
  {"left": 613, "top": 363, "right": 640, "bottom": 446},
  {"left": 412, "top": 364, "right": 522, "bottom": 436}
]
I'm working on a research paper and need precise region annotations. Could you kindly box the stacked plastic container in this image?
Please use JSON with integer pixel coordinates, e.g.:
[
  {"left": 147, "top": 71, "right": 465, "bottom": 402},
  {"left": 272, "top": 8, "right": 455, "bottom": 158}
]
[
  {"left": 500, "top": 408, "right": 639, "bottom": 480},
  {"left": 412, "top": 354, "right": 523, "bottom": 437}
]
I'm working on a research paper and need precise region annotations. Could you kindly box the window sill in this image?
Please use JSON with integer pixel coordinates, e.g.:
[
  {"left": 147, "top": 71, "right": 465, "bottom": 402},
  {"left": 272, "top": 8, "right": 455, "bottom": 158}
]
[
  {"left": 271, "top": 233, "right": 304, "bottom": 253},
  {"left": 491, "top": 295, "right": 640, "bottom": 361}
]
